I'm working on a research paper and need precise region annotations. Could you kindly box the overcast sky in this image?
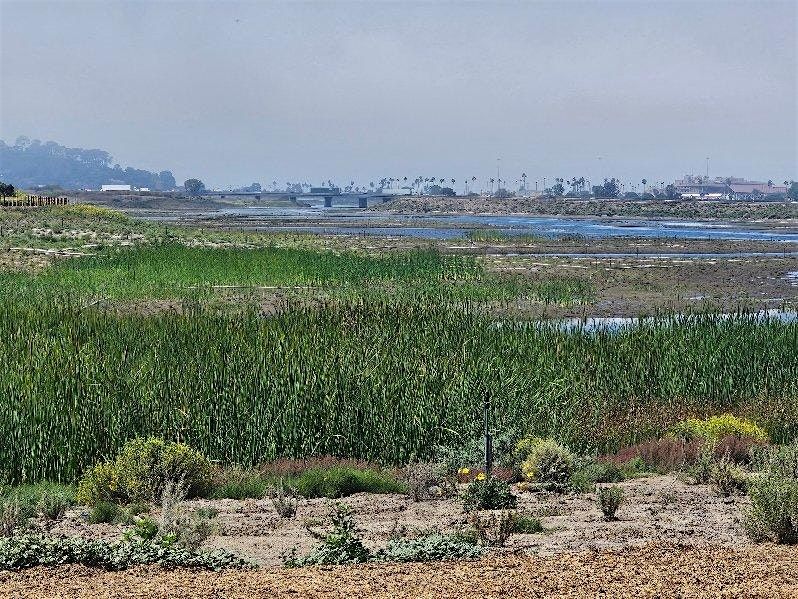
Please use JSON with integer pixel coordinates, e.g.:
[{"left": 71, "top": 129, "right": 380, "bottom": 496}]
[{"left": 1, "top": 0, "right": 796, "bottom": 189}]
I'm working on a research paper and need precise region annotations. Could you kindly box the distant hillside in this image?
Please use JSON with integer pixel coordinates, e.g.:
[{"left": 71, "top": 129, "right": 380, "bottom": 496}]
[{"left": 0, "top": 136, "right": 176, "bottom": 191}]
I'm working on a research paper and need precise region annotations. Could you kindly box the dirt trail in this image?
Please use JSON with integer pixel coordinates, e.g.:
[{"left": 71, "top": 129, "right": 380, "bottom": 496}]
[{"left": 2, "top": 543, "right": 797, "bottom": 598}]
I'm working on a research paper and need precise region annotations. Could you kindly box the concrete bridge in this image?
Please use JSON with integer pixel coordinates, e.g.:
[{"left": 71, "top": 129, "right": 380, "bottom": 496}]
[{"left": 202, "top": 190, "right": 407, "bottom": 208}]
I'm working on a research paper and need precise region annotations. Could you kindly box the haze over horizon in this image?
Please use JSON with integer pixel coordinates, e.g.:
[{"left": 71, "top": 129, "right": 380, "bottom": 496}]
[{"left": 1, "top": 0, "right": 796, "bottom": 190}]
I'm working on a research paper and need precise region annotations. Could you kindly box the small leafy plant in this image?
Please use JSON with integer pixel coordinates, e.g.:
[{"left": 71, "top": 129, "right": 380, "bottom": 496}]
[
  {"left": 267, "top": 480, "right": 298, "bottom": 518},
  {"left": 744, "top": 474, "right": 798, "bottom": 544},
  {"left": 0, "top": 534, "right": 251, "bottom": 571},
  {"left": 596, "top": 485, "right": 625, "bottom": 521},
  {"left": 373, "top": 533, "right": 483, "bottom": 562},
  {"left": 88, "top": 501, "right": 121, "bottom": 524},
  {"left": 467, "top": 510, "right": 515, "bottom": 547},
  {"left": 509, "top": 513, "right": 544, "bottom": 534},
  {"left": 284, "top": 504, "right": 370, "bottom": 567},
  {"left": 710, "top": 454, "right": 748, "bottom": 496},
  {"left": 461, "top": 477, "right": 517, "bottom": 512},
  {"left": 402, "top": 462, "right": 452, "bottom": 502}
]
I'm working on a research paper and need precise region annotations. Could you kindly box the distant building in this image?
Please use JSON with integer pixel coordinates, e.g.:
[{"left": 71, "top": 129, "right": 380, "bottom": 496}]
[
  {"left": 674, "top": 175, "right": 734, "bottom": 198},
  {"left": 728, "top": 182, "right": 787, "bottom": 199},
  {"left": 101, "top": 184, "right": 132, "bottom": 192},
  {"left": 309, "top": 187, "right": 340, "bottom": 195},
  {"left": 673, "top": 175, "right": 787, "bottom": 199}
]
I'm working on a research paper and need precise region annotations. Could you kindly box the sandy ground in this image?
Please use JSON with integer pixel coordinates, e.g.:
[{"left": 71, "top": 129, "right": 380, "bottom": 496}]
[
  {"left": 7, "top": 475, "right": 790, "bottom": 597},
  {"left": 49, "top": 476, "right": 750, "bottom": 567},
  {"left": 2, "top": 543, "right": 797, "bottom": 598}
]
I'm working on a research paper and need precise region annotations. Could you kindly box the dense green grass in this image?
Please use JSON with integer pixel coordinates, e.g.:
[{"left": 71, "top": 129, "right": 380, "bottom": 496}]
[
  {"left": 465, "top": 229, "right": 547, "bottom": 243},
  {"left": 0, "top": 298, "right": 796, "bottom": 484},
  {"left": 0, "top": 243, "right": 590, "bottom": 304}
]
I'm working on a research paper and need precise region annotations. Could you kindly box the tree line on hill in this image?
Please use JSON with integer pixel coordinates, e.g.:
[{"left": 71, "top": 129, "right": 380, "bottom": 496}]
[{"left": 0, "top": 137, "right": 176, "bottom": 191}]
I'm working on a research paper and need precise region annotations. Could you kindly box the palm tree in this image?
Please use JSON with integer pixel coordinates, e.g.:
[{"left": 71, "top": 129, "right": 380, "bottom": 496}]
[{"left": 489, "top": 178, "right": 495, "bottom": 194}]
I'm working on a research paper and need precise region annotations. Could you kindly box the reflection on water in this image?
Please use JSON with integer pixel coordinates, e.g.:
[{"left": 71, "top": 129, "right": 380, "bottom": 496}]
[
  {"left": 494, "top": 309, "right": 798, "bottom": 334},
  {"left": 165, "top": 207, "right": 798, "bottom": 243}
]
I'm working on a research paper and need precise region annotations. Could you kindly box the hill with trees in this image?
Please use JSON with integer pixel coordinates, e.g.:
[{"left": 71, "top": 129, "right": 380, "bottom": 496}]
[{"left": 0, "top": 136, "right": 176, "bottom": 191}]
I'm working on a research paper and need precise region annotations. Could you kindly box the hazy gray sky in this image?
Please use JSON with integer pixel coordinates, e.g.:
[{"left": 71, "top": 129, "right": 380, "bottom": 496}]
[{"left": 1, "top": 0, "right": 796, "bottom": 189}]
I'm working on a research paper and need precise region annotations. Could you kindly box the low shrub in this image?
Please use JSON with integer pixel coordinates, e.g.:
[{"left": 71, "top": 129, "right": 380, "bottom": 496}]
[
  {"left": 751, "top": 442, "right": 798, "bottom": 479},
  {"left": 603, "top": 438, "right": 702, "bottom": 473},
  {"left": 467, "top": 510, "right": 514, "bottom": 547},
  {"left": 509, "top": 513, "right": 544, "bottom": 534},
  {"left": 434, "top": 431, "right": 520, "bottom": 474},
  {"left": 293, "top": 467, "right": 405, "bottom": 499},
  {"left": 688, "top": 446, "right": 716, "bottom": 484},
  {"left": 373, "top": 533, "right": 483, "bottom": 562},
  {"left": 153, "top": 481, "right": 215, "bottom": 552},
  {"left": 570, "top": 461, "right": 624, "bottom": 493},
  {"left": 461, "top": 477, "right": 517, "bottom": 512},
  {"left": 0, "top": 534, "right": 251, "bottom": 571},
  {"left": 0, "top": 501, "right": 25, "bottom": 537},
  {"left": 2, "top": 483, "right": 75, "bottom": 521},
  {"left": 267, "top": 480, "right": 298, "bottom": 518},
  {"left": 210, "top": 467, "right": 271, "bottom": 500},
  {"left": 671, "top": 414, "right": 768, "bottom": 445},
  {"left": 286, "top": 503, "right": 485, "bottom": 566},
  {"left": 603, "top": 434, "right": 763, "bottom": 475},
  {"left": 88, "top": 501, "right": 121, "bottom": 524},
  {"left": 596, "top": 485, "right": 625, "bottom": 521},
  {"left": 284, "top": 504, "right": 369, "bottom": 567},
  {"left": 744, "top": 475, "right": 798, "bottom": 544},
  {"left": 76, "top": 438, "right": 211, "bottom": 505},
  {"left": 518, "top": 438, "right": 574, "bottom": 490},
  {"left": 710, "top": 456, "right": 748, "bottom": 496},
  {"left": 714, "top": 435, "right": 764, "bottom": 465},
  {"left": 402, "top": 462, "right": 452, "bottom": 501}
]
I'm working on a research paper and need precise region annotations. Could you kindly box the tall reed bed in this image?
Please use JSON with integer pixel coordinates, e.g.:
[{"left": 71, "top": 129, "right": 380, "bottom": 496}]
[
  {"left": 1, "top": 298, "right": 795, "bottom": 484},
  {"left": 0, "top": 244, "right": 590, "bottom": 304}
]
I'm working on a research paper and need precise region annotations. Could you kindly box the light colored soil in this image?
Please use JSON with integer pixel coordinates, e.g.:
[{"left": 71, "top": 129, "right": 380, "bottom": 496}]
[
  {"left": 484, "top": 254, "right": 798, "bottom": 317},
  {"left": 2, "top": 543, "right": 797, "bottom": 598},
  {"left": 51, "top": 475, "right": 751, "bottom": 567}
]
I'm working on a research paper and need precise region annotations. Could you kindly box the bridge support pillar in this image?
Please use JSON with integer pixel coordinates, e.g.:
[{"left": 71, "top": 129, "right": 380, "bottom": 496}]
[
  {"left": 324, "top": 196, "right": 332, "bottom": 208},
  {"left": 358, "top": 197, "right": 368, "bottom": 208},
  {"left": 255, "top": 194, "right": 261, "bottom": 200}
]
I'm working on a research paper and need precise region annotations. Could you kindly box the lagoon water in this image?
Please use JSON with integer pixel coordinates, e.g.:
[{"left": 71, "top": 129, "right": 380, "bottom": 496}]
[{"left": 193, "top": 206, "right": 798, "bottom": 243}]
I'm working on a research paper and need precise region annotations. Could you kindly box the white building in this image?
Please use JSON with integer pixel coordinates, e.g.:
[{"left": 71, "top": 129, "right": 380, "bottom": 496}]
[{"left": 101, "top": 184, "right": 132, "bottom": 192}]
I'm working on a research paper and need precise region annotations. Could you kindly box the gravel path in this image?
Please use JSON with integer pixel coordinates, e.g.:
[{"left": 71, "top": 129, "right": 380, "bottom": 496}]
[{"left": 2, "top": 543, "right": 797, "bottom": 598}]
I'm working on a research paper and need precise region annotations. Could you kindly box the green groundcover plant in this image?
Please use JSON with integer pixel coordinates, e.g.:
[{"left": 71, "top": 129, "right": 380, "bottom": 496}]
[{"left": 0, "top": 534, "right": 252, "bottom": 571}]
